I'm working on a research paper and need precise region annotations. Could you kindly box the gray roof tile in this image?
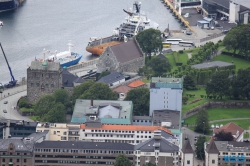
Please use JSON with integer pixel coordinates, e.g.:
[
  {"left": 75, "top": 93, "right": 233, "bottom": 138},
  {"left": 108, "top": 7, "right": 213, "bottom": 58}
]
[
  {"left": 182, "top": 140, "right": 194, "bottom": 153},
  {"left": 97, "top": 72, "right": 124, "bottom": 85}
]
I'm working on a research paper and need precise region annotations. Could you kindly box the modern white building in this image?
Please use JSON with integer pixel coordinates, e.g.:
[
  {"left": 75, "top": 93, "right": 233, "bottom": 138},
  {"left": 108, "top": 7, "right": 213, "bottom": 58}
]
[{"left": 149, "top": 77, "right": 183, "bottom": 116}]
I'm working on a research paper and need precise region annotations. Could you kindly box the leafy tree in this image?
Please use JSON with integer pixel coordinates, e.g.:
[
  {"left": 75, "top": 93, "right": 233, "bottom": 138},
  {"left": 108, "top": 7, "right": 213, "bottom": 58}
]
[
  {"left": 195, "top": 109, "right": 210, "bottom": 135},
  {"left": 136, "top": 28, "right": 163, "bottom": 59},
  {"left": 183, "top": 75, "right": 196, "bottom": 90},
  {"left": 206, "top": 71, "right": 230, "bottom": 99},
  {"left": 18, "top": 97, "right": 28, "bottom": 108},
  {"left": 53, "top": 89, "right": 70, "bottom": 105},
  {"left": 114, "top": 154, "right": 134, "bottom": 166},
  {"left": 34, "top": 95, "right": 56, "bottom": 118},
  {"left": 124, "top": 88, "right": 149, "bottom": 116},
  {"left": 214, "top": 130, "right": 234, "bottom": 141},
  {"left": 80, "top": 82, "right": 118, "bottom": 100},
  {"left": 71, "top": 80, "right": 95, "bottom": 102},
  {"left": 149, "top": 56, "right": 171, "bottom": 76},
  {"left": 195, "top": 136, "right": 206, "bottom": 160},
  {"left": 142, "top": 162, "right": 156, "bottom": 166},
  {"left": 42, "top": 102, "right": 66, "bottom": 123},
  {"left": 98, "top": 71, "right": 110, "bottom": 80}
]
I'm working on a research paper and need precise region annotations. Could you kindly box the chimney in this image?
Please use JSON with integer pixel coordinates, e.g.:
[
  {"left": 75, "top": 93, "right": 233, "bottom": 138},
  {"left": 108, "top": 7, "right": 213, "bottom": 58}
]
[{"left": 90, "top": 98, "right": 93, "bottom": 106}]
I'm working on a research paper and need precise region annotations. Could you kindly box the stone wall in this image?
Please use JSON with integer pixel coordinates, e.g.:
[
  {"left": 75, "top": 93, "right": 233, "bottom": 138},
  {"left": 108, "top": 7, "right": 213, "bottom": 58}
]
[
  {"left": 117, "top": 57, "right": 144, "bottom": 73},
  {"left": 97, "top": 46, "right": 119, "bottom": 72},
  {"left": 183, "top": 101, "right": 250, "bottom": 119},
  {"left": 67, "top": 58, "right": 99, "bottom": 72}
]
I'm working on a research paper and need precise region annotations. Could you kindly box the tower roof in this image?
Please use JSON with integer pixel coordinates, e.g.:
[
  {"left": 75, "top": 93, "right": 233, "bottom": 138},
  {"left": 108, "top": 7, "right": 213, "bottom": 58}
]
[
  {"left": 182, "top": 139, "right": 194, "bottom": 153},
  {"left": 206, "top": 140, "right": 219, "bottom": 154}
]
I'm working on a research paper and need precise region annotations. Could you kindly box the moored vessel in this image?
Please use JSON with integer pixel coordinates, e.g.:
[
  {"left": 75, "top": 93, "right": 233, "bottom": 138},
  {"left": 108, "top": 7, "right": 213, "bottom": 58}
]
[
  {"left": 41, "top": 41, "right": 83, "bottom": 68},
  {"left": 0, "top": 0, "right": 24, "bottom": 13},
  {"left": 86, "top": 1, "right": 159, "bottom": 56}
]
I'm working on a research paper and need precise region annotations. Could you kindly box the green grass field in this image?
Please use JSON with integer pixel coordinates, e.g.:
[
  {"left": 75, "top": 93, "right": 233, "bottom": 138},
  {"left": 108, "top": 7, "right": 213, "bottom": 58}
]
[
  {"left": 212, "top": 54, "right": 250, "bottom": 71},
  {"left": 178, "top": 53, "right": 188, "bottom": 64},
  {"left": 184, "top": 108, "right": 250, "bottom": 124}
]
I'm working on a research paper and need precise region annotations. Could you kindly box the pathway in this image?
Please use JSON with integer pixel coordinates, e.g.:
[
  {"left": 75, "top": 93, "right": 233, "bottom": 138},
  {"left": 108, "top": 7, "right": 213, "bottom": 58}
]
[
  {"left": 187, "top": 53, "right": 192, "bottom": 59},
  {"left": 209, "top": 118, "right": 250, "bottom": 123}
]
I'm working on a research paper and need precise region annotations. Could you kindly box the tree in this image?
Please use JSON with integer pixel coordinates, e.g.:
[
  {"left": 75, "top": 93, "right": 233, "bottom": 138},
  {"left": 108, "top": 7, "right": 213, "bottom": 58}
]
[
  {"left": 183, "top": 75, "right": 196, "bottom": 90},
  {"left": 114, "top": 154, "right": 134, "bottom": 166},
  {"left": 18, "top": 97, "right": 28, "bottom": 108},
  {"left": 149, "top": 56, "right": 171, "bottom": 76},
  {"left": 206, "top": 71, "right": 230, "bottom": 99},
  {"left": 98, "top": 71, "right": 111, "bottom": 80},
  {"left": 214, "top": 130, "right": 234, "bottom": 141},
  {"left": 34, "top": 95, "right": 56, "bottom": 118},
  {"left": 42, "top": 102, "right": 66, "bottom": 123},
  {"left": 136, "top": 28, "right": 163, "bottom": 59},
  {"left": 195, "top": 109, "right": 210, "bottom": 135},
  {"left": 71, "top": 80, "right": 95, "bottom": 102},
  {"left": 53, "top": 89, "right": 70, "bottom": 105},
  {"left": 142, "top": 162, "right": 156, "bottom": 166},
  {"left": 195, "top": 136, "right": 206, "bottom": 160},
  {"left": 80, "top": 82, "right": 118, "bottom": 100},
  {"left": 124, "top": 88, "right": 149, "bottom": 116}
]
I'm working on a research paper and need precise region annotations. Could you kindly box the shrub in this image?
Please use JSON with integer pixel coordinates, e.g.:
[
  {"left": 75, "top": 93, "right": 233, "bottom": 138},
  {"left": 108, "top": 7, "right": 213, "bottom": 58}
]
[
  {"left": 18, "top": 97, "right": 27, "bottom": 108},
  {"left": 178, "top": 50, "right": 184, "bottom": 54},
  {"left": 182, "top": 96, "right": 189, "bottom": 105}
]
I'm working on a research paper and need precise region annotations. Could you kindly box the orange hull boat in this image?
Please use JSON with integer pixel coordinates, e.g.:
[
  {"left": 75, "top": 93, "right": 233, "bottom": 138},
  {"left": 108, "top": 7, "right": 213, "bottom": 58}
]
[{"left": 86, "top": 41, "right": 123, "bottom": 55}]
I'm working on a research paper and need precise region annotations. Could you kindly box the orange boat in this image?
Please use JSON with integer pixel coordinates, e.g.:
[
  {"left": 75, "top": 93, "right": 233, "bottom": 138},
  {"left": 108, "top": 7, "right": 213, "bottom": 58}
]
[{"left": 86, "top": 36, "right": 123, "bottom": 55}]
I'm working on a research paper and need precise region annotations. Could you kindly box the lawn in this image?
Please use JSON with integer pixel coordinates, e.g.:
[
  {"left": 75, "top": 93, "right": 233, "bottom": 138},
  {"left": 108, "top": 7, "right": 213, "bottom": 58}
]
[
  {"left": 244, "top": 132, "right": 249, "bottom": 139},
  {"left": 184, "top": 108, "right": 250, "bottom": 124},
  {"left": 212, "top": 54, "right": 250, "bottom": 71},
  {"left": 165, "top": 53, "right": 178, "bottom": 71},
  {"left": 178, "top": 52, "right": 188, "bottom": 64}
]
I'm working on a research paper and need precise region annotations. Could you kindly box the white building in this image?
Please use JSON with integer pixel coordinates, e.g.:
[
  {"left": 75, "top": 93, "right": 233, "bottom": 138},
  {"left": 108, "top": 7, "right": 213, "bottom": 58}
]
[
  {"left": 182, "top": 140, "right": 194, "bottom": 166},
  {"left": 149, "top": 77, "right": 183, "bottom": 116}
]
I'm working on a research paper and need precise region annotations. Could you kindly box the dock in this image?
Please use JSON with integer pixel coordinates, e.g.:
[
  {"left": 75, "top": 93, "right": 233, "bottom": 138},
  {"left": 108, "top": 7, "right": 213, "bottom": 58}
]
[{"left": 163, "top": 0, "right": 195, "bottom": 33}]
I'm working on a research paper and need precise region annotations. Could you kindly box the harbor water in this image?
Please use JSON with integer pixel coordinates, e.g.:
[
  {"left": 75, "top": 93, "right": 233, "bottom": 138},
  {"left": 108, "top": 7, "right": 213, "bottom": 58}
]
[{"left": 0, "top": 0, "right": 181, "bottom": 84}]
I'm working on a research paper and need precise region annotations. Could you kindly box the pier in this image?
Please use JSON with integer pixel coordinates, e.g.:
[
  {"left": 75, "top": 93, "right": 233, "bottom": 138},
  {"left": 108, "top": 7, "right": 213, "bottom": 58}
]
[{"left": 163, "top": 0, "right": 195, "bottom": 33}]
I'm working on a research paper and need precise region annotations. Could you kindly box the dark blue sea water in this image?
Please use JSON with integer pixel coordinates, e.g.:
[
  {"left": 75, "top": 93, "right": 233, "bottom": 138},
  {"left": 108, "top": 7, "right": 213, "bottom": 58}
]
[{"left": 0, "top": 0, "right": 181, "bottom": 84}]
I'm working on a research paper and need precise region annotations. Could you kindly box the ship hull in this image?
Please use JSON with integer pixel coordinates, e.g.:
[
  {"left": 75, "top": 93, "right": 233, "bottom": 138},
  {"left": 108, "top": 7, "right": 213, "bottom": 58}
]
[
  {"left": 60, "top": 53, "right": 82, "bottom": 68},
  {"left": 0, "top": 0, "right": 24, "bottom": 12},
  {"left": 86, "top": 41, "right": 123, "bottom": 55}
]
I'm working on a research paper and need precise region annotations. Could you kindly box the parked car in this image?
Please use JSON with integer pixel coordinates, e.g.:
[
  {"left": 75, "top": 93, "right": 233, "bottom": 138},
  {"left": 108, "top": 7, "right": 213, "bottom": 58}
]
[
  {"left": 4, "top": 101, "right": 8, "bottom": 104},
  {"left": 186, "top": 31, "right": 192, "bottom": 35},
  {"left": 3, "top": 109, "right": 7, "bottom": 113},
  {"left": 210, "top": 26, "right": 215, "bottom": 30},
  {"left": 221, "top": 17, "right": 227, "bottom": 21},
  {"left": 87, "top": 69, "right": 93, "bottom": 74}
]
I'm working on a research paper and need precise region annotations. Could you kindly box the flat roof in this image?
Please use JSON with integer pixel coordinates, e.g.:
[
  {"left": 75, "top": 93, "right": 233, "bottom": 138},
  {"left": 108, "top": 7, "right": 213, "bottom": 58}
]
[
  {"left": 71, "top": 99, "right": 133, "bottom": 124},
  {"left": 152, "top": 110, "right": 180, "bottom": 130},
  {"left": 151, "top": 77, "right": 183, "bottom": 89},
  {"left": 191, "top": 61, "right": 234, "bottom": 69}
]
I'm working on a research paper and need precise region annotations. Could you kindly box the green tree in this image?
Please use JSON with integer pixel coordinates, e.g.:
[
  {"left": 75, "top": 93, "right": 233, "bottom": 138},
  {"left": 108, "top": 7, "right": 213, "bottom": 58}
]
[
  {"left": 142, "top": 162, "right": 156, "bottom": 166},
  {"left": 206, "top": 71, "right": 230, "bottom": 99},
  {"left": 214, "top": 130, "right": 234, "bottom": 141},
  {"left": 34, "top": 95, "right": 56, "bottom": 118},
  {"left": 195, "top": 136, "right": 206, "bottom": 160},
  {"left": 183, "top": 75, "right": 196, "bottom": 90},
  {"left": 136, "top": 28, "right": 163, "bottom": 59},
  {"left": 18, "top": 97, "right": 28, "bottom": 108},
  {"left": 114, "top": 154, "right": 134, "bottom": 166},
  {"left": 42, "top": 102, "right": 66, "bottom": 123},
  {"left": 71, "top": 80, "right": 95, "bottom": 102},
  {"left": 124, "top": 88, "right": 149, "bottom": 116},
  {"left": 98, "top": 71, "right": 111, "bottom": 80},
  {"left": 53, "top": 89, "right": 70, "bottom": 105},
  {"left": 149, "top": 56, "right": 171, "bottom": 76},
  {"left": 195, "top": 109, "right": 210, "bottom": 135},
  {"left": 232, "top": 68, "right": 250, "bottom": 99},
  {"left": 80, "top": 82, "right": 118, "bottom": 100}
]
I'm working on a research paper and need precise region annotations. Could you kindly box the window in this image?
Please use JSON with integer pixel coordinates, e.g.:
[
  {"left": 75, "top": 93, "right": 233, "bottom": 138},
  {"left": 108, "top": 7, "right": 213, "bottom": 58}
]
[
  {"left": 53, "top": 131, "right": 56, "bottom": 134},
  {"left": 187, "top": 160, "right": 190, "bottom": 164},
  {"left": 2, "top": 158, "right": 5, "bottom": 162},
  {"left": 212, "top": 160, "right": 215, "bottom": 164}
]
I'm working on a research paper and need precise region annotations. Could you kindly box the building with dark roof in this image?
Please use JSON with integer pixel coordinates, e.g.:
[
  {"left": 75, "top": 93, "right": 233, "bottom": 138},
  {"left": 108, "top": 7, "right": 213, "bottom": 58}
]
[
  {"left": 97, "top": 72, "right": 125, "bottom": 87},
  {"left": 34, "top": 141, "right": 135, "bottom": 166},
  {"left": 61, "top": 69, "right": 85, "bottom": 89},
  {"left": 181, "top": 140, "right": 194, "bottom": 166},
  {"left": 97, "top": 39, "right": 145, "bottom": 73},
  {"left": 134, "top": 130, "right": 179, "bottom": 166}
]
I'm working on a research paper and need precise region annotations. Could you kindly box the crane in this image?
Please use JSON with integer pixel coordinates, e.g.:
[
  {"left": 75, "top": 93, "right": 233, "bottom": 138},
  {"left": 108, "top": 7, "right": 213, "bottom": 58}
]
[{"left": 0, "top": 42, "right": 17, "bottom": 88}]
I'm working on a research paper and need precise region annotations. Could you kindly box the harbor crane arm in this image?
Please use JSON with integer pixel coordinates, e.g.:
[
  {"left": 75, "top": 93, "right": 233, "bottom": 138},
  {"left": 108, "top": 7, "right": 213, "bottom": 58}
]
[{"left": 0, "top": 42, "right": 17, "bottom": 87}]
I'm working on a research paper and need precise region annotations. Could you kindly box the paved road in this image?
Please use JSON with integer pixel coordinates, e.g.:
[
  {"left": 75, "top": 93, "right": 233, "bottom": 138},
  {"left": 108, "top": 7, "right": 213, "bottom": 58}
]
[{"left": 0, "top": 84, "right": 32, "bottom": 121}]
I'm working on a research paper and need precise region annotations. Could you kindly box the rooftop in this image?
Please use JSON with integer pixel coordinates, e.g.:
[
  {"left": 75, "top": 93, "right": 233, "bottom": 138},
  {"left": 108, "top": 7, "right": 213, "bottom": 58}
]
[
  {"left": 182, "top": 139, "right": 194, "bottom": 154},
  {"left": 206, "top": 140, "right": 219, "bottom": 154},
  {"left": 127, "top": 80, "right": 145, "bottom": 88},
  {"left": 71, "top": 99, "right": 133, "bottom": 124},
  {"left": 111, "top": 39, "right": 144, "bottom": 63},
  {"left": 0, "top": 119, "right": 37, "bottom": 127},
  {"left": 151, "top": 77, "right": 183, "bottom": 89},
  {"left": 35, "top": 141, "right": 134, "bottom": 151},
  {"left": 152, "top": 110, "right": 180, "bottom": 130},
  {"left": 191, "top": 61, "right": 234, "bottom": 69},
  {"left": 113, "top": 85, "right": 132, "bottom": 94},
  {"left": 97, "top": 72, "right": 125, "bottom": 85},
  {"left": 213, "top": 122, "right": 244, "bottom": 140},
  {"left": 29, "top": 60, "right": 61, "bottom": 71},
  {"left": 62, "top": 69, "right": 82, "bottom": 87},
  {"left": 214, "top": 141, "right": 250, "bottom": 153}
]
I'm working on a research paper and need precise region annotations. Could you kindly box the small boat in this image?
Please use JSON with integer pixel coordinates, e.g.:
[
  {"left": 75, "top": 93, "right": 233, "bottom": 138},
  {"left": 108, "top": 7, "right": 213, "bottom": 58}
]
[
  {"left": 43, "top": 41, "right": 83, "bottom": 68},
  {"left": 0, "top": 21, "right": 3, "bottom": 26}
]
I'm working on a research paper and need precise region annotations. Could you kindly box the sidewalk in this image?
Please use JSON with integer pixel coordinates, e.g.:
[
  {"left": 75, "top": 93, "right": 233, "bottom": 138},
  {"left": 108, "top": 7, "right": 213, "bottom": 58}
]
[{"left": 0, "top": 84, "right": 27, "bottom": 101}]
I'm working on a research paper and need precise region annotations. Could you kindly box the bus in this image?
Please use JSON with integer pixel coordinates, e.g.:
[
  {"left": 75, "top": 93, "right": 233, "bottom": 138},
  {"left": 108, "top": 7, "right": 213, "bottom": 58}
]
[
  {"left": 179, "top": 41, "right": 195, "bottom": 47},
  {"left": 165, "top": 39, "right": 183, "bottom": 45},
  {"left": 162, "top": 42, "right": 171, "bottom": 48}
]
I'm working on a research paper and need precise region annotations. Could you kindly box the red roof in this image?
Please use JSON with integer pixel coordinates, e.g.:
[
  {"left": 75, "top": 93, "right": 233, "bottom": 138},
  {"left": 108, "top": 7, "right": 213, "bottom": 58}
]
[
  {"left": 127, "top": 80, "right": 145, "bottom": 88},
  {"left": 80, "top": 124, "right": 173, "bottom": 136},
  {"left": 213, "top": 122, "right": 244, "bottom": 140},
  {"left": 113, "top": 85, "right": 131, "bottom": 94}
]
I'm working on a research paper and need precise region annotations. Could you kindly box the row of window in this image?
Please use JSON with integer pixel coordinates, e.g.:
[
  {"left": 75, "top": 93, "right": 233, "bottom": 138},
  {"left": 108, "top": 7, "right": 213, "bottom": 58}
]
[
  {"left": 35, "top": 155, "right": 117, "bottom": 159},
  {"left": 87, "top": 130, "right": 152, "bottom": 134},
  {"left": 30, "top": 83, "right": 55, "bottom": 88},
  {"left": 35, "top": 149, "right": 133, "bottom": 154},
  {"left": 35, "top": 160, "right": 115, "bottom": 165},
  {"left": 1, "top": 152, "right": 28, "bottom": 156},
  {"left": 2, "top": 158, "right": 27, "bottom": 162}
]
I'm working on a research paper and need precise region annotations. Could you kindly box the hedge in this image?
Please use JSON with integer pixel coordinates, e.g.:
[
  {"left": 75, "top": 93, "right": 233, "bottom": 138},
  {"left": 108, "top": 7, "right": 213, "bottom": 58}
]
[
  {"left": 222, "top": 51, "right": 250, "bottom": 61},
  {"left": 173, "top": 52, "right": 183, "bottom": 66}
]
